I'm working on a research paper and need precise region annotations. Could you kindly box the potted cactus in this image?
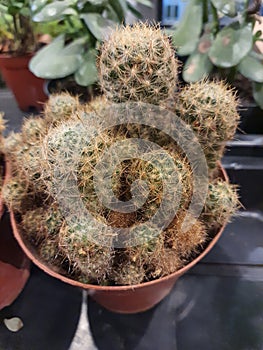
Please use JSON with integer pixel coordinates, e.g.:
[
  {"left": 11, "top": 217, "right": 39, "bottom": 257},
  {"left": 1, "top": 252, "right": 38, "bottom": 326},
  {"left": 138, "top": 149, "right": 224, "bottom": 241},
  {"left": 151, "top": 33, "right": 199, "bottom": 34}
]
[{"left": 2, "top": 23, "right": 240, "bottom": 313}]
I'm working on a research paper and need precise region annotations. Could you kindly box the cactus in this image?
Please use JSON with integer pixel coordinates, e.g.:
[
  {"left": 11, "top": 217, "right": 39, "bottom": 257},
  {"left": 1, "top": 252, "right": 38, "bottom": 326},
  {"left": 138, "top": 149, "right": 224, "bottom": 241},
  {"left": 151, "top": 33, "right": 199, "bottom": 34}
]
[
  {"left": 43, "top": 93, "right": 79, "bottom": 125},
  {"left": 164, "top": 213, "right": 207, "bottom": 257},
  {"left": 98, "top": 23, "right": 179, "bottom": 105},
  {"left": 21, "top": 116, "right": 47, "bottom": 145},
  {"left": 21, "top": 204, "right": 63, "bottom": 244},
  {"left": 59, "top": 220, "right": 113, "bottom": 284},
  {"left": 2, "top": 177, "right": 28, "bottom": 213},
  {"left": 170, "top": 80, "right": 240, "bottom": 170},
  {"left": 202, "top": 179, "right": 240, "bottom": 228},
  {"left": 3, "top": 22, "right": 241, "bottom": 286},
  {"left": 4, "top": 132, "right": 23, "bottom": 160}
]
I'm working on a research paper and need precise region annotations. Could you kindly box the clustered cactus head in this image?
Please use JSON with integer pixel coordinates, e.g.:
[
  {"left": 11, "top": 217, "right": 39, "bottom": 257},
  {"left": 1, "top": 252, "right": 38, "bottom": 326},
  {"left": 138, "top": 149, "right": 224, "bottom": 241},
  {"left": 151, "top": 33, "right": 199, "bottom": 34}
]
[
  {"left": 2, "top": 23, "right": 241, "bottom": 286},
  {"left": 98, "top": 22, "right": 179, "bottom": 104},
  {"left": 202, "top": 180, "right": 240, "bottom": 227},
  {"left": 170, "top": 79, "right": 240, "bottom": 170},
  {"left": 21, "top": 116, "right": 47, "bottom": 145},
  {"left": 43, "top": 93, "right": 79, "bottom": 124},
  {"left": 2, "top": 177, "right": 28, "bottom": 213}
]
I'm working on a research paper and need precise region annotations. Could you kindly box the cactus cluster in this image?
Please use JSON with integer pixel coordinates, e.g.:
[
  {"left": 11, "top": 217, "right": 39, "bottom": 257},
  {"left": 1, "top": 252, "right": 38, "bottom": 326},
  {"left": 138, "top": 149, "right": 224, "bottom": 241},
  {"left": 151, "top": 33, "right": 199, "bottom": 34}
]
[
  {"left": 2, "top": 23, "right": 240, "bottom": 286},
  {"left": 0, "top": 113, "right": 6, "bottom": 194}
]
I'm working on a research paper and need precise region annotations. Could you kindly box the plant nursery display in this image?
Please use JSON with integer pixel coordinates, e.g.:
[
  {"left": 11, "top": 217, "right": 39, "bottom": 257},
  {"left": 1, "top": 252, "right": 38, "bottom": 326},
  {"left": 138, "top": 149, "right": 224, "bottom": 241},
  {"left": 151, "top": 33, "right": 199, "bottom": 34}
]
[
  {"left": 2, "top": 23, "right": 240, "bottom": 313},
  {"left": 172, "top": 0, "right": 263, "bottom": 108}
]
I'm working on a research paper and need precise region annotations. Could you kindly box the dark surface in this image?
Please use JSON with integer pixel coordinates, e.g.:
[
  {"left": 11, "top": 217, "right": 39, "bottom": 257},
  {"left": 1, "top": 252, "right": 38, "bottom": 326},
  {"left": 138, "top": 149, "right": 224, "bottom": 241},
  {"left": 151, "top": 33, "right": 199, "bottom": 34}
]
[
  {"left": 0, "top": 89, "right": 263, "bottom": 349},
  {"left": 0, "top": 262, "right": 82, "bottom": 350}
]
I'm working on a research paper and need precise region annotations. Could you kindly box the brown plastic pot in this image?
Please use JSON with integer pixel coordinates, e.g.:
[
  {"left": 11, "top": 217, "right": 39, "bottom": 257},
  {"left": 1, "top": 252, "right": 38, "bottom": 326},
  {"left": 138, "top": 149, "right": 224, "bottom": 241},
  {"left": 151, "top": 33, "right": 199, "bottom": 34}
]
[
  {"left": 10, "top": 166, "right": 228, "bottom": 314},
  {"left": 0, "top": 54, "right": 48, "bottom": 112},
  {"left": 0, "top": 159, "right": 30, "bottom": 310}
]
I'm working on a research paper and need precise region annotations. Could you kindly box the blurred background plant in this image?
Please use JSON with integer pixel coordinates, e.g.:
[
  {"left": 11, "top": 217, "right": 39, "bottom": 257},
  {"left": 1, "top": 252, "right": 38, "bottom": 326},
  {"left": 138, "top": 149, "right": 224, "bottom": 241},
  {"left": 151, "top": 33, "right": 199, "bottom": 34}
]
[
  {"left": 29, "top": 0, "right": 151, "bottom": 95},
  {"left": 0, "top": 0, "right": 37, "bottom": 55},
  {"left": 172, "top": 0, "right": 263, "bottom": 109},
  {"left": 0, "top": 0, "right": 68, "bottom": 55}
]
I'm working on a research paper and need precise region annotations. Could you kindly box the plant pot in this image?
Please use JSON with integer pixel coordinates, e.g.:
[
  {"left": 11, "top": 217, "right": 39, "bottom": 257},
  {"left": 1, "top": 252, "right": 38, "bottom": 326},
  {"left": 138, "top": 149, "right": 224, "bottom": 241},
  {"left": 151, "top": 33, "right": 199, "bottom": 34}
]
[
  {"left": 0, "top": 158, "right": 30, "bottom": 310},
  {"left": 0, "top": 54, "right": 48, "bottom": 112},
  {"left": 9, "top": 165, "right": 228, "bottom": 314}
]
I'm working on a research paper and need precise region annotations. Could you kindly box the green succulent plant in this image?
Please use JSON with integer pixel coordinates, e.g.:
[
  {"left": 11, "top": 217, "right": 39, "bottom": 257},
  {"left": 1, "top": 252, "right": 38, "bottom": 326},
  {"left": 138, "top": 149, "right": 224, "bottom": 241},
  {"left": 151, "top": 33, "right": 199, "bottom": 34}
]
[
  {"left": 172, "top": 0, "right": 263, "bottom": 109},
  {"left": 3, "top": 23, "right": 240, "bottom": 286}
]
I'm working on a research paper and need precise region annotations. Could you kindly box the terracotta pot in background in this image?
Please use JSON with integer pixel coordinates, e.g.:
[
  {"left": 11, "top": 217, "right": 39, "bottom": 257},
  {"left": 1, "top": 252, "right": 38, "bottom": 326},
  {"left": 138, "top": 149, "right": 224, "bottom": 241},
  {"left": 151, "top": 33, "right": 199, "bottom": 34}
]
[
  {"left": 9, "top": 165, "right": 228, "bottom": 314},
  {"left": 0, "top": 159, "right": 30, "bottom": 310},
  {"left": 0, "top": 54, "right": 48, "bottom": 112}
]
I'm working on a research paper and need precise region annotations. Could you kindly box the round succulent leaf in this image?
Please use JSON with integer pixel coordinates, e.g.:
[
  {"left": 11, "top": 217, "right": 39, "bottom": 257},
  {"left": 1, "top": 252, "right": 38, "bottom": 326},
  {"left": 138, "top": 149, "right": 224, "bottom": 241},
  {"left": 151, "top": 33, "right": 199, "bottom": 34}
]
[
  {"left": 172, "top": 0, "right": 203, "bottom": 56},
  {"left": 81, "top": 13, "right": 116, "bottom": 41},
  {"left": 208, "top": 23, "right": 253, "bottom": 68},
  {"left": 62, "top": 37, "right": 87, "bottom": 55},
  {"left": 30, "top": 0, "right": 49, "bottom": 12},
  {"left": 211, "top": 0, "right": 237, "bottom": 17},
  {"left": 183, "top": 51, "right": 213, "bottom": 82},
  {"left": 197, "top": 33, "right": 212, "bottom": 54},
  {"left": 30, "top": 34, "right": 65, "bottom": 73},
  {"left": 238, "top": 54, "right": 263, "bottom": 83},
  {"left": 74, "top": 50, "right": 98, "bottom": 86},
  {"left": 253, "top": 82, "right": 263, "bottom": 109},
  {"left": 31, "top": 55, "right": 81, "bottom": 79},
  {"left": 29, "top": 35, "right": 83, "bottom": 79},
  {"left": 32, "top": 0, "right": 77, "bottom": 22}
]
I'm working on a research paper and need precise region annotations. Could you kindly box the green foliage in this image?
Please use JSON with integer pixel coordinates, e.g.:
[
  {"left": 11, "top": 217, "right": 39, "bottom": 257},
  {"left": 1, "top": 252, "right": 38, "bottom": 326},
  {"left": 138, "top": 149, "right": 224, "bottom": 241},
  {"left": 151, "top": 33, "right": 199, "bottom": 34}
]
[
  {"left": 0, "top": 0, "right": 69, "bottom": 55},
  {"left": 29, "top": 0, "right": 152, "bottom": 87},
  {"left": 172, "top": 0, "right": 263, "bottom": 108},
  {"left": 0, "top": 0, "right": 36, "bottom": 55}
]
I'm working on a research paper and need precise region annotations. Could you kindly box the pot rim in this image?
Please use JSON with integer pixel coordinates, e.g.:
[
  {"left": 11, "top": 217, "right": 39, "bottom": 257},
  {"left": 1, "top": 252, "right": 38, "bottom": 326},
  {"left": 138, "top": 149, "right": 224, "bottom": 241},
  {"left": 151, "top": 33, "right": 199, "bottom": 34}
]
[{"left": 10, "top": 163, "right": 228, "bottom": 292}]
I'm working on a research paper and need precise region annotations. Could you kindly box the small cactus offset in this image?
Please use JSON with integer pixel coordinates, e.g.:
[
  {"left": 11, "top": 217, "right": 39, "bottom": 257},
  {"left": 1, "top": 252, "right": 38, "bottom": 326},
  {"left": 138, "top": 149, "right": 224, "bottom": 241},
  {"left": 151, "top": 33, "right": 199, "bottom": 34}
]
[
  {"left": 21, "top": 116, "right": 47, "bottom": 144},
  {"left": 2, "top": 177, "right": 28, "bottom": 213},
  {"left": 169, "top": 79, "right": 240, "bottom": 170},
  {"left": 3, "top": 23, "right": 241, "bottom": 286},
  {"left": 43, "top": 93, "right": 79, "bottom": 125},
  {"left": 202, "top": 180, "right": 240, "bottom": 228}
]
